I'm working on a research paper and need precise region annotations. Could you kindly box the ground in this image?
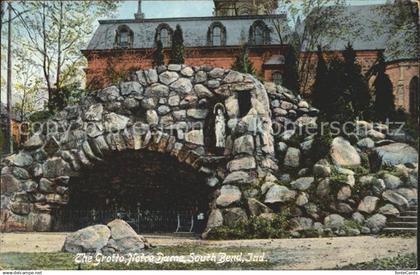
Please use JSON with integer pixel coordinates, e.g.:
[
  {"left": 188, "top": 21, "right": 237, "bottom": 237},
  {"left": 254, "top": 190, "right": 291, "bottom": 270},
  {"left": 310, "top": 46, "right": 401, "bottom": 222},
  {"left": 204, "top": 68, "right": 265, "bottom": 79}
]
[{"left": 0, "top": 233, "right": 417, "bottom": 269}]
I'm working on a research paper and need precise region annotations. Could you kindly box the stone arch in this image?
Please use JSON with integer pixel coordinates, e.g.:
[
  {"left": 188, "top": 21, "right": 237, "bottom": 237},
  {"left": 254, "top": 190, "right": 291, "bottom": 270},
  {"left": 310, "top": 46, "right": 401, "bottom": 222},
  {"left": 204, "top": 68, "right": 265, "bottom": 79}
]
[
  {"left": 409, "top": 76, "right": 418, "bottom": 117},
  {"left": 0, "top": 65, "right": 277, "bottom": 233}
]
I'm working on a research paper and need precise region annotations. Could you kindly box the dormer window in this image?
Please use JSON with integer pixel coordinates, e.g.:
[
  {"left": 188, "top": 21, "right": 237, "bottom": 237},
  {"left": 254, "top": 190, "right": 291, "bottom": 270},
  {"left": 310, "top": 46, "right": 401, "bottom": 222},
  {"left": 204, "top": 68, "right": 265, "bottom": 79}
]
[
  {"left": 115, "top": 25, "right": 133, "bottom": 48},
  {"left": 155, "top": 24, "right": 173, "bottom": 48},
  {"left": 207, "top": 22, "right": 226, "bottom": 46},
  {"left": 249, "top": 20, "right": 270, "bottom": 45}
]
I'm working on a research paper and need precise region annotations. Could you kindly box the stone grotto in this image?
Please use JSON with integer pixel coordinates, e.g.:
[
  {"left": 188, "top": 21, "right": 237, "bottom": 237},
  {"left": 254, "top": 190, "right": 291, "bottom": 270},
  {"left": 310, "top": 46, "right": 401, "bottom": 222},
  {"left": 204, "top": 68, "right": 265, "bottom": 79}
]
[{"left": 0, "top": 64, "right": 418, "bottom": 238}]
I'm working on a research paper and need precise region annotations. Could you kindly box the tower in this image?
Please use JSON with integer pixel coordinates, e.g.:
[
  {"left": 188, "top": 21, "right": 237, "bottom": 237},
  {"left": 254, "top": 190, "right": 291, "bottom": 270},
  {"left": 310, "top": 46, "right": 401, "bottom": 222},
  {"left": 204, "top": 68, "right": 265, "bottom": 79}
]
[
  {"left": 213, "top": 0, "right": 278, "bottom": 16},
  {"left": 134, "top": 0, "right": 145, "bottom": 20}
]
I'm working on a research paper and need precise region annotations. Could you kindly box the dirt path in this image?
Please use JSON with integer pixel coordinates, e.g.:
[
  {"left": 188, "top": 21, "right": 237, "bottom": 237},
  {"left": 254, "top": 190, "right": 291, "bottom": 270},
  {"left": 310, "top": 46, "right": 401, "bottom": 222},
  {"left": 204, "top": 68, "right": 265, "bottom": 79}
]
[{"left": 0, "top": 233, "right": 416, "bottom": 269}]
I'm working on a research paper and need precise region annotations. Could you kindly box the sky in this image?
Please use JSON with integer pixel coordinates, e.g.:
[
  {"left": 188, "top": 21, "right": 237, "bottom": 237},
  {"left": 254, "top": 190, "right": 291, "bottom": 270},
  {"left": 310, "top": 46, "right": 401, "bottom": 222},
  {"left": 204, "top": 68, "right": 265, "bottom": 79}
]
[{"left": 114, "top": 0, "right": 388, "bottom": 19}]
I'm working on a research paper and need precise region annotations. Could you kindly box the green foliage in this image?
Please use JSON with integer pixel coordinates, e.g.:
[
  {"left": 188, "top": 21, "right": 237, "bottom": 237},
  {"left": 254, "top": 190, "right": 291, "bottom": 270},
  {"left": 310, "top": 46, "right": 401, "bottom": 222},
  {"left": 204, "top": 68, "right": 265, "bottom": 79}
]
[
  {"left": 311, "top": 46, "right": 329, "bottom": 111},
  {"left": 338, "top": 253, "right": 417, "bottom": 270},
  {"left": 49, "top": 83, "right": 86, "bottom": 112},
  {"left": 231, "top": 43, "right": 255, "bottom": 75},
  {"left": 373, "top": 52, "right": 395, "bottom": 121},
  {"left": 282, "top": 45, "right": 299, "bottom": 92},
  {"left": 342, "top": 43, "right": 371, "bottom": 119},
  {"left": 170, "top": 25, "right": 185, "bottom": 64},
  {"left": 152, "top": 40, "right": 165, "bottom": 67},
  {"left": 207, "top": 211, "right": 292, "bottom": 240},
  {"left": 308, "top": 121, "right": 332, "bottom": 164},
  {"left": 29, "top": 110, "right": 53, "bottom": 122}
]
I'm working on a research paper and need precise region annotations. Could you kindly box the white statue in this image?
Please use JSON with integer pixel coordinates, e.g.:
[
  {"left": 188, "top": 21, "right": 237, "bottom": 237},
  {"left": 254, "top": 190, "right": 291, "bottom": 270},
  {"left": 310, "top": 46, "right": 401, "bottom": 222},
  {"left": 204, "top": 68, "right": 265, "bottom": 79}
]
[{"left": 214, "top": 104, "right": 226, "bottom": 148}]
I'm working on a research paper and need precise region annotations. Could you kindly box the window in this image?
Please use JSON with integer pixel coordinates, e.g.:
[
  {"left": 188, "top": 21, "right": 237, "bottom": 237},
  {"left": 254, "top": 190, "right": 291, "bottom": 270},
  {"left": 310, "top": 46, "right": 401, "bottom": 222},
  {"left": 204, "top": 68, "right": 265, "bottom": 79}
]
[
  {"left": 207, "top": 22, "right": 226, "bottom": 46},
  {"left": 272, "top": 71, "right": 282, "bottom": 85},
  {"left": 238, "top": 92, "right": 252, "bottom": 117},
  {"left": 155, "top": 24, "right": 173, "bottom": 48},
  {"left": 115, "top": 25, "right": 133, "bottom": 48},
  {"left": 249, "top": 20, "right": 270, "bottom": 45}
]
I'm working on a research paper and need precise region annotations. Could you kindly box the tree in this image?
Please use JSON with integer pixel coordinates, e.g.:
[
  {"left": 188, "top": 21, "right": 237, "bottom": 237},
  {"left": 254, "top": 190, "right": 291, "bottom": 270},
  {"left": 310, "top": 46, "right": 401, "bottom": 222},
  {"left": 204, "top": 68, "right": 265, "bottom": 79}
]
[
  {"left": 311, "top": 45, "right": 329, "bottom": 111},
  {"left": 342, "top": 42, "right": 370, "bottom": 118},
  {"left": 13, "top": 1, "right": 118, "bottom": 111},
  {"left": 153, "top": 40, "right": 165, "bottom": 67},
  {"left": 170, "top": 24, "right": 185, "bottom": 64},
  {"left": 282, "top": 45, "right": 299, "bottom": 92},
  {"left": 267, "top": 0, "right": 364, "bottom": 93},
  {"left": 231, "top": 43, "right": 255, "bottom": 75},
  {"left": 324, "top": 57, "right": 354, "bottom": 122},
  {"left": 373, "top": 52, "right": 395, "bottom": 121}
]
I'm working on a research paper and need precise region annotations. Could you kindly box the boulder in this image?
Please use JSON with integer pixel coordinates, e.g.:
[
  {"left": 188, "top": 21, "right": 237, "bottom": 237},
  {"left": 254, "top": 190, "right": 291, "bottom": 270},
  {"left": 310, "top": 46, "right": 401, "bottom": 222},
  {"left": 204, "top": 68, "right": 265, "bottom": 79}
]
[
  {"left": 378, "top": 204, "right": 400, "bottom": 216},
  {"left": 170, "top": 78, "right": 193, "bottom": 94},
  {"left": 194, "top": 84, "right": 213, "bottom": 98},
  {"left": 291, "top": 217, "right": 313, "bottom": 231},
  {"left": 206, "top": 209, "right": 223, "bottom": 228},
  {"left": 6, "top": 152, "right": 33, "bottom": 167},
  {"left": 357, "top": 138, "right": 375, "bottom": 149},
  {"left": 365, "top": 214, "right": 387, "bottom": 233},
  {"left": 233, "top": 135, "right": 254, "bottom": 155},
  {"left": 42, "top": 158, "right": 72, "bottom": 179},
  {"left": 324, "top": 214, "right": 345, "bottom": 230},
  {"left": 106, "top": 219, "right": 149, "bottom": 253},
  {"left": 295, "top": 192, "right": 309, "bottom": 206},
  {"left": 313, "top": 164, "right": 331, "bottom": 178},
  {"left": 382, "top": 174, "right": 402, "bottom": 189},
  {"left": 247, "top": 198, "right": 272, "bottom": 216},
  {"left": 337, "top": 186, "right": 352, "bottom": 201},
  {"left": 159, "top": 71, "right": 179, "bottom": 85},
  {"left": 264, "top": 185, "right": 296, "bottom": 204},
  {"left": 223, "top": 208, "right": 248, "bottom": 227},
  {"left": 290, "top": 177, "right": 314, "bottom": 191},
  {"left": 223, "top": 171, "right": 252, "bottom": 185},
  {"left": 382, "top": 190, "right": 409, "bottom": 208},
  {"left": 330, "top": 137, "right": 361, "bottom": 167},
  {"left": 227, "top": 157, "right": 256, "bottom": 171},
  {"left": 357, "top": 196, "right": 379, "bottom": 214},
  {"left": 394, "top": 188, "right": 418, "bottom": 203},
  {"left": 284, "top": 147, "right": 301, "bottom": 168},
  {"left": 216, "top": 185, "right": 241, "bottom": 207},
  {"left": 62, "top": 225, "right": 111, "bottom": 253},
  {"left": 352, "top": 212, "right": 365, "bottom": 224},
  {"left": 373, "top": 143, "right": 418, "bottom": 167}
]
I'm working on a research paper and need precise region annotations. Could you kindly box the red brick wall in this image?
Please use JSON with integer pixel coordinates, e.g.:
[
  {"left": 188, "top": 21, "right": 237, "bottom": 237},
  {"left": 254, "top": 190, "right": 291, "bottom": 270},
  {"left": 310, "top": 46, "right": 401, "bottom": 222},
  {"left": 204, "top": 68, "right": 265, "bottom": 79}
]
[{"left": 82, "top": 46, "right": 287, "bottom": 89}]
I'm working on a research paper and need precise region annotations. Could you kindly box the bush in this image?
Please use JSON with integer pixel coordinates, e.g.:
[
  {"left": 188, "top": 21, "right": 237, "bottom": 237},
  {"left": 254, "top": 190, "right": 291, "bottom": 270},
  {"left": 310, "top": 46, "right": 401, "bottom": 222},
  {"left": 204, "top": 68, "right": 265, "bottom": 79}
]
[{"left": 207, "top": 210, "right": 292, "bottom": 240}]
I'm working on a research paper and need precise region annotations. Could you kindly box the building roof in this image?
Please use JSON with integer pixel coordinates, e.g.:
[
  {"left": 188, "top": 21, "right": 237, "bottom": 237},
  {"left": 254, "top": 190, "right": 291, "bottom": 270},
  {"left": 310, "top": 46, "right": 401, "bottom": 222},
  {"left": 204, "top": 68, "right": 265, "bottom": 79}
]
[
  {"left": 85, "top": 15, "right": 287, "bottom": 50},
  {"left": 309, "top": 4, "right": 418, "bottom": 61}
]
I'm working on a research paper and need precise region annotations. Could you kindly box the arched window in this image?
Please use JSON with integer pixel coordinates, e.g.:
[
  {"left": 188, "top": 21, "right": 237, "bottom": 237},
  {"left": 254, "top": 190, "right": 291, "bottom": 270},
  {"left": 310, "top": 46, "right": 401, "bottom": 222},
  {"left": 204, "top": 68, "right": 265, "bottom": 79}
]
[
  {"left": 409, "top": 76, "right": 418, "bottom": 117},
  {"left": 155, "top": 24, "right": 173, "bottom": 48},
  {"left": 272, "top": 71, "right": 282, "bottom": 85},
  {"left": 249, "top": 20, "right": 270, "bottom": 45},
  {"left": 207, "top": 22, "right": 226, "bottom": 46},
  {"left": 115, "top": 25, "right": 133, "bottom": 48}
]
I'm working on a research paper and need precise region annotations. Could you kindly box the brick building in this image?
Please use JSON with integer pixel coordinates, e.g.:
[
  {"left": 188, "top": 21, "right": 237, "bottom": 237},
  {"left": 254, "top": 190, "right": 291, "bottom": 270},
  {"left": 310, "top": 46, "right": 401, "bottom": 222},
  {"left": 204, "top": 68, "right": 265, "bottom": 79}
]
[{"left": 82, "top": 0, "right": 418, "bottom": 114}]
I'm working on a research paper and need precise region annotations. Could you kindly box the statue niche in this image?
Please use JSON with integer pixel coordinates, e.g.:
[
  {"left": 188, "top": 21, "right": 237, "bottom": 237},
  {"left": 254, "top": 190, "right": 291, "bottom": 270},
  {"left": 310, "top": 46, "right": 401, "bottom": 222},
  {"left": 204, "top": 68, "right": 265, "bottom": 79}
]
[{"left": 203, "top": 101, "right": 227, "bottom": 155}]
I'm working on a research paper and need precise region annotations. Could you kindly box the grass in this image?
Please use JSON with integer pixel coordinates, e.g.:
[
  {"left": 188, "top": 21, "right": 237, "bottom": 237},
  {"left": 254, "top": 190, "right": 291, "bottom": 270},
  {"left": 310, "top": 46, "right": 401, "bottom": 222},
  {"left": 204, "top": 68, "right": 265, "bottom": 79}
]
[
  {"left": 338, "top": 253, "right": 417, "bottom": 270},
  {"left": 0, "top": 245, "right": 275, "bottom": 270}
]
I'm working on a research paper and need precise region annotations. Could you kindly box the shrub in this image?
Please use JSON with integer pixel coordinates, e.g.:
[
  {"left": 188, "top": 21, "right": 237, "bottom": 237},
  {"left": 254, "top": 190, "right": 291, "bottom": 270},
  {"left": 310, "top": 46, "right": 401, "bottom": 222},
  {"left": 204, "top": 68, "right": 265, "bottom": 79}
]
[{"left": 207, "top": 210, "right": 292, "bottom": 240}]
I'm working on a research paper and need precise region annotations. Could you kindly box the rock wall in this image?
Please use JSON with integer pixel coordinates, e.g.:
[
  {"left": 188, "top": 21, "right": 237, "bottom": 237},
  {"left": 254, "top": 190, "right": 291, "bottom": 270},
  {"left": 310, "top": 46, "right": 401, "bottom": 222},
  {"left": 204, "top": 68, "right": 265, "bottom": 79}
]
[
  {"left": 0, "top": 64, "right": 418, "bottom": 238},
  {"left": 0, "top": 65, "right": 276, "bottom": 232}
]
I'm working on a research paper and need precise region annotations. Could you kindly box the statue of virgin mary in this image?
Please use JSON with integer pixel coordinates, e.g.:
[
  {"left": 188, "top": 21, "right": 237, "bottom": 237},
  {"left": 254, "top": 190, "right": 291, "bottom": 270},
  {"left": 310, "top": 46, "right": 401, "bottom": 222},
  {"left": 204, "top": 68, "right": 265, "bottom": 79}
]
[{"left": 214, "top": 104, "right": 226, "bottom": 148}]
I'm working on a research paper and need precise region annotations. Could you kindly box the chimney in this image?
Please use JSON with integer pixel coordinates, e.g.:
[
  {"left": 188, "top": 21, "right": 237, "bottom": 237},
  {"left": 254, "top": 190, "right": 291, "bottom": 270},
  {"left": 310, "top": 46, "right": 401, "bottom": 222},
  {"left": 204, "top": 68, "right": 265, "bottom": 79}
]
[{"left": 134, "top": 0, "right": 145, "bottom": 20}]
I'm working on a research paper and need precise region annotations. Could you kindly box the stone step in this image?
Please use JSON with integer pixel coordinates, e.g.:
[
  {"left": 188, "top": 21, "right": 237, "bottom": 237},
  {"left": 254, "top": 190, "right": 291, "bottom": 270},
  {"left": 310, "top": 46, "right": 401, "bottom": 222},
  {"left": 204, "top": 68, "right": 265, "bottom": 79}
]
[
  {"left": 386, "top": 222, "right": 418, "bottom": 228},
  {"left": 393, "top": 216, "right": 418, "bottom": 222},
  {"left": 401, "top": 211, "right": 418, "bottom": 216},
  {"left": 382, "top": 227, "right": 418, "bottom": 233}
]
